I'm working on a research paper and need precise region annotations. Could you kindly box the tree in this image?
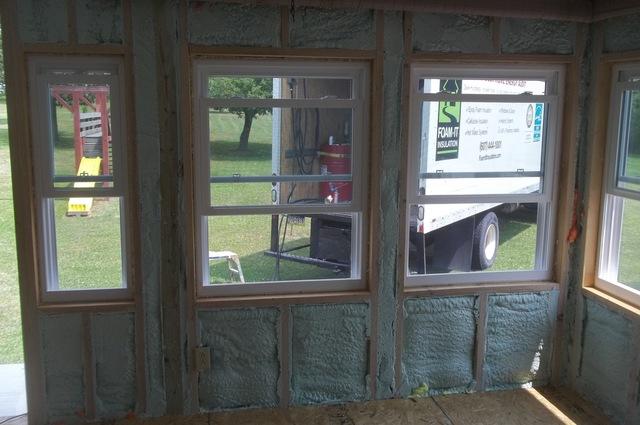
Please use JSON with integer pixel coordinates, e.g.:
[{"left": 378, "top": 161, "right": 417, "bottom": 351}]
[{"left": 208, "top": 77, "right": 272, "bottom": 151}]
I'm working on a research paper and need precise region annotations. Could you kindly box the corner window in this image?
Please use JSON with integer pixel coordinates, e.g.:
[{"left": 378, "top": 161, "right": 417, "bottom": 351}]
[
  {"left": 405, "top": 65, "right": 564, "bottom": 286},
  {"left": 28, "top": 57, "right": 131, "bottom": 303},
  {"left": 597, "top": 64, "right": 640, "bottom": 304},
  {"left": 193, "top": 60, "right": 369, "bottom": 296}
]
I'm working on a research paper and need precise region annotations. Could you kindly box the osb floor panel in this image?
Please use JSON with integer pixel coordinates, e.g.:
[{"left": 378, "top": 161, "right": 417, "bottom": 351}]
[{"left": 0, "top": 387, "right": 614, "bottom": 425}]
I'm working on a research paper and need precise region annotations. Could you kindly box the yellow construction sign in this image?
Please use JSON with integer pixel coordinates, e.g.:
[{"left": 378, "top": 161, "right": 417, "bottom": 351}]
[{"left": 67, "top": 157, "right": 102, "bottom": 216}]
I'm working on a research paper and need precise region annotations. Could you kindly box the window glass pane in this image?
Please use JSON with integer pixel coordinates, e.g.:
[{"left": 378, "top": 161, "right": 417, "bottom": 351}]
[
  {"left": 49, "top": 84, "right": 113, "bottom": 189},
  {"left": 618, "top": 197, "right": 640, "bottom": 290},
  {"left": 51, "top": 197, "right": 124, "bottom": 290},
  {"left": 206, "top": 213, "right": 354, "bottom": 284},
  {"left": 418, "top": 79, "right": 546, "bottom": 95},
  {"left": 209, "top": 107, "right": 353, "bottom": 206},
  {"left": 208, "top": 77, "right": 352, "bottom": 99},
  {"left": 408, "top": 203, "right": 538, "bottom": 274},
  {"left": 617, "top": 90, "right": 640, "bottom": 193},
  {"left": 418, "top": 101, "right": 545, "bottom": 196}
]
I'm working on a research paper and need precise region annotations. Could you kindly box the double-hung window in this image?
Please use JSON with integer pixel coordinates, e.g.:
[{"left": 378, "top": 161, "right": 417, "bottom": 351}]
[
  {"left": 596, "top": 64, "right": 640, "bottom": 305},
  {"left": 29, "top": 57, "right": 131, "bottom": 303},
  {"left": 193, "top": 60, "right": 369, "bottom": 296},
  {"left": 405, "top": 64, "right": 564, "bottom": 286}
]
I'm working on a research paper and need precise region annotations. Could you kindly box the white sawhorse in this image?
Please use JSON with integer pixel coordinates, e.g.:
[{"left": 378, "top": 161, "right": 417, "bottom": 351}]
[{"left": 209, "top": 251, "right": 245, "bottom": 283}]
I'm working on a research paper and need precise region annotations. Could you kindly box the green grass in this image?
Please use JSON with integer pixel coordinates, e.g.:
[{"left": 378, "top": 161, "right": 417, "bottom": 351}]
[
  {"left": 0, "top": 100, "right": 22, "bottom": 363},
  {"left": 207, "top": 112, "right": 343, "bottom": 283},
  {"left": 492, "top": 206, "right": 538, "bottom": 271}
]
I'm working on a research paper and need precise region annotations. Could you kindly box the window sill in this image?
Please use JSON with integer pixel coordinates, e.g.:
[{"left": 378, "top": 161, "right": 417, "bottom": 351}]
[
  {"left": 582, "top": 286, "right": 640, "bottom": 318},
  {"left": 195, "top": 290, "right": 371, "bottom": 308},
  {"left": 403, "top": 281, "right": 559, "bottom": 297},
  {"left": 37, "top": 300, "right": 136, "bottom": 313}
]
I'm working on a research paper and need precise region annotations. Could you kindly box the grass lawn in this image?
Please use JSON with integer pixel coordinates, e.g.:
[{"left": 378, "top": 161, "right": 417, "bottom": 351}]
[
  {"left": 493, "top": 206, "right": 537, "bottom": 271},
  {"left": 0, "top": 100, "right": 22, "bottom": 363},
  {"left": 208, "top": 112, "right": 345, "bottom": 283}
]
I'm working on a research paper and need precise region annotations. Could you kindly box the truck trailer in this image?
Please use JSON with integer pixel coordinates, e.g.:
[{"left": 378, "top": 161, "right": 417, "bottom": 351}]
[{"left": 409, "top": 77, "right": 546, "bottom": 274}]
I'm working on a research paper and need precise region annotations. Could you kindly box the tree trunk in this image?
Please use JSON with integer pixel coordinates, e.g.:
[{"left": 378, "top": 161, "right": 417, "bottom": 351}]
[{"left": 238, "top": 112, "right": 254, "bottom": 151}]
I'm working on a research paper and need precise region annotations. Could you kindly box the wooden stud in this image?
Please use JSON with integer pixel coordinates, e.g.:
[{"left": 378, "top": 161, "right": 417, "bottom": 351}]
[
  {"left": 120, "top": 0, "right": 149, "bottom": 415},
  {"left": 189, "top": 45, "right": 377, "bottom": 59},
  {"left": 394, "top": 11, "right": 414, "bottom": 395},
  {"left": 155, "top": 0, "right": 188, "bottom": 414},
  {"left": 602, "top": 49, "right": 640, "bottom": 62},
  {"left": 22, "top": 43, "right": 126, "bottom": 55},
  {"left": 365, "top": 9, "right": 385, "bottom": 401},
  {"left": 195, "top": 291, "right": 371, "bottom": 309},
  {"left": 177, "top": 0, "right": 201, "bottom": 414},
  {"left": 474, "top": 293, "right": 489, "bottom": 391},
  {"left": 592, "top": 5, "right": 640, "bottom": 22},
  {"left": 0, "top": 1, "right": 48, "bottom": 422},
  {"left": 279, "top": 304, "right": 290, "bottom": 408},
  {"left": 404, "top": 282, "right": 559, "bottom": 298},
  {"left": 548, "top": 23, "right": 584, "bottom": 386},
  {"left": 409, "top": 52, "right": 575, "bottom": 64},
  {"left": 37, "top": 301, "right": 136, "bottom": 314},
  {"left": 82, "top": 313, "right": 97, "bottom": 420},
  {"left": 579, "top": 25, "right": 609, "bottom": 290}
]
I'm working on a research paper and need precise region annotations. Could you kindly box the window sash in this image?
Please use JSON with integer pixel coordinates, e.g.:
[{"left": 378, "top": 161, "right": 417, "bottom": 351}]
[
  {"left": 403, "top": 200, "right": 554, "bottom": 286},
  {"left": 197, "top": 84, "right": 367, "bottom": 213},
  {"left": 404, "top": 64, "right": 563, "bottom": 285},
  {"left": 407, "top": 97, "right": 559, "bottom": 205},
  {"left": 606, "top": 79, "right": 640, "bottom": 202},
  {"left": 597, "top": 64, "right": 640, "bottom": 301},
  {"left": 29, "top": 56, "right": 131, "bottom": 302},
  {"left": 32, "top": 72, "right": 126, "bottom": 198},
  {"left": 193, "top": 60, "right": 369, "bottom": 295}
]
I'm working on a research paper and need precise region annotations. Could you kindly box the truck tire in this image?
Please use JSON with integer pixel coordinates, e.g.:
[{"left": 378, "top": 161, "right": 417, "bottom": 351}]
[{"left": 472, "top": 212, "right": 499, "bottom": 270}]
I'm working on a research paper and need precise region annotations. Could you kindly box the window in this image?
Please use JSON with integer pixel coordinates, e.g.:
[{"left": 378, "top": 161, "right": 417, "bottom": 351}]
[
  {"left": 596, "top": 64, "right": 640, "bottom": 305},
  {"left": 193, "top": 60, "right": 369, "bottom": 296},
  {"left": 404, "top": 64, "right": 564, "bottom": 286},
  {"left": 28, "top": 57, "right": 131, "bottom": 303}
]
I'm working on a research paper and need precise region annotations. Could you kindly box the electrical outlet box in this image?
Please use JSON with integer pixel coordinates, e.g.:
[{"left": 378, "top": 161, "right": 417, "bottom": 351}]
[{"left": 195, "top": 346, "right": 211, "bottom": 372}]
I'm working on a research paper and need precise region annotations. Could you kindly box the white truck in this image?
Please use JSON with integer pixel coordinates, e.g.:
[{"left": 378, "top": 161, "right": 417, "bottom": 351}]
[{"left": 410, "top": 78, "right": 546, "bottom": 273}]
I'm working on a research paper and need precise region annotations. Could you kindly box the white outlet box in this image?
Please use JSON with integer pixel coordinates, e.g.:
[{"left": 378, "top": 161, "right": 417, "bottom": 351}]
[{"left": 195, "top": 346, "right": 211, "bottom": 371}]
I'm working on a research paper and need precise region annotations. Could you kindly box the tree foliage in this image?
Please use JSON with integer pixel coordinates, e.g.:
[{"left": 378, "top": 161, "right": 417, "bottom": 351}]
[{"left": 208, "top": 77, "right": 273, "bottom": 150}]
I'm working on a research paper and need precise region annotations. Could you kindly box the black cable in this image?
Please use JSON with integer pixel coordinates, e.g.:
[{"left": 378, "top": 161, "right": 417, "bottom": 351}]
[{"left": 0, "top": 414, "right": 27, "bottom": 425}]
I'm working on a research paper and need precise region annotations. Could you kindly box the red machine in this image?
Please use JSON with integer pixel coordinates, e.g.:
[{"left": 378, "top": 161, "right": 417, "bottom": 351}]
[{"left": 319, "top": 144, "right": 351, "bottom": 203}]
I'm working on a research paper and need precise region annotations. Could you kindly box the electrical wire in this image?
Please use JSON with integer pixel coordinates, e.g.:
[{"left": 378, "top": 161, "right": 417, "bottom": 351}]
[{"left": 0, "top": 414, "right": 27, "bottom": 425}]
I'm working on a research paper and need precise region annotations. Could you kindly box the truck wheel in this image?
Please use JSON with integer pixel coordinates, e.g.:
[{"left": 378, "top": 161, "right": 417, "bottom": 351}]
[{"left": 472, "top": 212, "right": 499, "bottom": 270}]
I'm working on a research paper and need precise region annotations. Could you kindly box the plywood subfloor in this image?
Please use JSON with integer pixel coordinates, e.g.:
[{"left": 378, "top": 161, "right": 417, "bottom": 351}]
[{"left": 0, "top": 387, "right": 614, "bottom": 425}]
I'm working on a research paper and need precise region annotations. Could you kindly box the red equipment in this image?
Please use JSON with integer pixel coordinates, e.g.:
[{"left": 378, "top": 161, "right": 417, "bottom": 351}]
[{"left": 319, "top": 144, "right": 351, "bottom": 203}]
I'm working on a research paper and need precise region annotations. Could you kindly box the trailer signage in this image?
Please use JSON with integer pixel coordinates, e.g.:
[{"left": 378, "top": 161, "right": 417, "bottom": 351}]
[{"left": 436, "top": 80, "right": 462, "bottom": 161}]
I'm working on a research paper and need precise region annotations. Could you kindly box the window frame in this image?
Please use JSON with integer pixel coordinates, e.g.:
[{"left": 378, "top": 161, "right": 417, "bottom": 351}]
[
  {"left": 595, "top": 63, "right": 640, "bottom": 306},
  {"left": 192, "top": 59, "right": 370, "bottom": 297},
  {"left": 28, "top": 56, "right": 132, "bottom": 304},
  {"left": 404, "top": 63, "right": 565, "bottom": 287}
]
